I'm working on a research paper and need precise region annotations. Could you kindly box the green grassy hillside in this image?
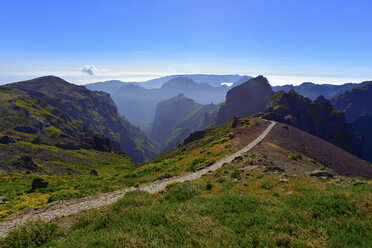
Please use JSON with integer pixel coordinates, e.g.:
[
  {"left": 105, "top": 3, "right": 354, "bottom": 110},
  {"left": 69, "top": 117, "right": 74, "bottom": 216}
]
[
  {"left": 1, "top": 117, "right": 371, "bottom": 248},
  {"left": 0, "top": 76, "right": 160, "bottom": 163}
]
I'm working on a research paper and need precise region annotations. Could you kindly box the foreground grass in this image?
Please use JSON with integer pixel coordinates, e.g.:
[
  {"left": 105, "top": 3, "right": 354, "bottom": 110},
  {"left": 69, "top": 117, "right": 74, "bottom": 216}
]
[{"left": 2, "top": 168, "right": 371, "bottom": 248}]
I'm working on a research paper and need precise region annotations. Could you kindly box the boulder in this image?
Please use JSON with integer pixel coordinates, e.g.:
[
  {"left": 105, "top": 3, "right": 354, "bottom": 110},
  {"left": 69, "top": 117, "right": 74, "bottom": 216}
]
[
  {"left": 310, "top": 170, "right": 334, "bottom": 178},
  {"left": 279, "top": 178, "right": 289, "bottom": 183},
  {"left": 79, "top": 135, "right": 113, "bottom": 152},
  {"left": 89, "top": 169, "right": 98, "bottom": 176},
  {"left": 184, "top": 130, "right": 208, "bottom": 145},
  {"left": 158, "top": 173, "right": 173, "bottom": 180},
  {"left": 14, "top": 126, "right": 38, "bottom": 134},
  {"left": 0, "top": 136, "right": 15, "bottom": 144},
  {"left": 234, "top": 156, "right": 244, "bottom": 162},
  {"left": 352, "top": 180, "right": 368, "bottom": 185},
  {"left": 232, "top": 117, "right": 241, "bottom": 128},
  {"left": 32, "top": 178, "right": 48, "bottom": 189},
  {"left": 12, "top": 156, "right": 40, "bottom": 172},
  {"left": 31, "top": 137, "right": 48, "bottom": 145},
  {"left": 264, "top": 166, "right": 284, "bottom": 172}
]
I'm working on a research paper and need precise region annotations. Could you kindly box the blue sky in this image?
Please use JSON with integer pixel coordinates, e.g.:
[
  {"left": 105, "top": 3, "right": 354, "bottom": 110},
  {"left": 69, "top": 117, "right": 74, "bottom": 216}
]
[{"left": 0, "top": 0, "right": 371, "bottom": 85}]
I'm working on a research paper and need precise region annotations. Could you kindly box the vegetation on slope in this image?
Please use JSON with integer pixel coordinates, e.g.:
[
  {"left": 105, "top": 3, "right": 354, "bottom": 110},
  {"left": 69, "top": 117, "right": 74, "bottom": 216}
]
[
  {"left": 0, "top": 141, "right": 134, "bottom": 218},
  {"left": 0, "top": 76, "right": 160, "bottom": 162},
  {"left": 0, "top": 117, "right": 240, "bottom": 218}
]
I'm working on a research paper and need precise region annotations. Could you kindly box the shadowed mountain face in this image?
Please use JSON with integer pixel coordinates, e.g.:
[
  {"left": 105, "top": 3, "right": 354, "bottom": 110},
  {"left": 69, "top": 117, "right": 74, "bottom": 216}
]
[
  {"left": 0, "top": 76, "right": 160, "bottom": 163},
  {"left": 262, "top": 90, "right": 362, "bottom": 156},
  {"left": 215, "top": 75, "right": 274, "bottom": 124},
  {"left": 87, "top": 77, "right": 228, "bottom": 130},
  {"left": 150, "top": 94, "right": 218, "bottom": 152},
  {"left": 352, "top": 115, "right": 372, "bottom": 163},
  {"left": 331, "top": 82, "right": 372, "bottom": 122}
]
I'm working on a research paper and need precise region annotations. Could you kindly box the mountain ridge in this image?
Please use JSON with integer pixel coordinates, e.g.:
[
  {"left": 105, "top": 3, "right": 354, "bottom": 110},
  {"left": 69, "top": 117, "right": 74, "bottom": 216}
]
[{"left": 0, "top": 76, "right": 160, "bottom": 163}]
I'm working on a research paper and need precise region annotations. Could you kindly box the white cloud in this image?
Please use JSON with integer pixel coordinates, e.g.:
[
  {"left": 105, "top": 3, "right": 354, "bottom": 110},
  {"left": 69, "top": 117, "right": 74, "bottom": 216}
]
[{"left": 82, "top": 65, "right": 99, "bottom": 75}]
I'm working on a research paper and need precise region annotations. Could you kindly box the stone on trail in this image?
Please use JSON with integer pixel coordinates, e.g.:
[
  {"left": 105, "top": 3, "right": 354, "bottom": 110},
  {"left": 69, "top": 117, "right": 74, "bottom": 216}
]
[{"left": 310, "top": 170, "right": 334, "bottom": 178}]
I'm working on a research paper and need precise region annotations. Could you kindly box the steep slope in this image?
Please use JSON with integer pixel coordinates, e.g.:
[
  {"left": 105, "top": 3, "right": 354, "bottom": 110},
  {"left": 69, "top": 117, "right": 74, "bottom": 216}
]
[
  {"left": 92, "top": 77, "right": 228, "bottom": 129},
  {"left": 150, "top": 94, "right": 218, "bottom": 151},
  {"left": 272, "top": 82, "right": 359, "bottom": 100},
  {"left": 352, "top": 115, "right": 372, "bottom": 163},
  {"left": 216, "top": 75, "right": 274, "bottom": 124},
  {"left": 262, "top": 90, "right": 362, "bottom": 156},
  {"left": 0, "top": 76, "right": 159, "bottom": 163},
  {"left": 255, "top": 121, "right": 372, "bottom": 178},
  {"left": 331, "top": 82, "right": 372, "bottom": 121},
  {"left": 231, "top": 75, "right": 252, "bottom": 87}
]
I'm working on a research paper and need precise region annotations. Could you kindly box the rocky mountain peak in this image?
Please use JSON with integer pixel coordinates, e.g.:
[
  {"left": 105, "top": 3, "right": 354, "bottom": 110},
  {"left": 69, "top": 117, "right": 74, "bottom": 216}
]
[{"left": 215, "top": 75, "right": 274, "bottom": 124}]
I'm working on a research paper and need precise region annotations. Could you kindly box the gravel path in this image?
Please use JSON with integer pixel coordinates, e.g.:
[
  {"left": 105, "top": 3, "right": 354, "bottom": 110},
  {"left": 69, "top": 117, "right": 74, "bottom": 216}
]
[{"left": 0, "top": 121, "right": 275, "bottom": 238}]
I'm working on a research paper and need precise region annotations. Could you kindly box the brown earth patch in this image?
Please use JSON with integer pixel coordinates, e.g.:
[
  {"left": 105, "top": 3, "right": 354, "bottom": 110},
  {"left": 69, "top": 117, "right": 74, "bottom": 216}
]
[
  {"left": 260, "top": 122, "right": 372, "bottom": 179},
  {"left": 230, "top": 118, "right": 271, "bottom": 149}
]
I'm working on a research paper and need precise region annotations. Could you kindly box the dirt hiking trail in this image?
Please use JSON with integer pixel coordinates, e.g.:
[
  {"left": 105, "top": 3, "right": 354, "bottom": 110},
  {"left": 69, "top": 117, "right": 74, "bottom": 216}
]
[{"left": 0, "top": 121, "right": 276, "bottom": 238}]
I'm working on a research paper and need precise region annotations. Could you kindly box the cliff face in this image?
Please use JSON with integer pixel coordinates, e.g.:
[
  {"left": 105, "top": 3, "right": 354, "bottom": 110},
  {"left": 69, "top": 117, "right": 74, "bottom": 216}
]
[
  {"left": 216, "top": 75, "right": 274, "bottom": 124},
  {"left": 262, "top": 90, "right": 362, "bottom": 156},
  {"left": 0, "top": 76, "right": 159, "bottom": 163},
  {"left": 352, "top": 115, "right": 372, "bottom": 163},
  {"left": 331, "top": 82, "right": 372, "bottom": 121}
]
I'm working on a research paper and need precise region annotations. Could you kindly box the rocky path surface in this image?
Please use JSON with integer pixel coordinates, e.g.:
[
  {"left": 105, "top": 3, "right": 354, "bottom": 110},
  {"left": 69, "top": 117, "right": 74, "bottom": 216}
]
[{"left": 0, "top": 121, "right": 276, "bottom": 238}]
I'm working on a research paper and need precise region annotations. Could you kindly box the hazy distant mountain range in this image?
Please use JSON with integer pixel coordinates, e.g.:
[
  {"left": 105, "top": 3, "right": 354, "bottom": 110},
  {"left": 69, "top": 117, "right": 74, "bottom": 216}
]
[
  {"left": 272, "top": 81, "right": 372, "bottom": 100},
  {"left": 150, "top": 93, "right": 218, "bottom": 152},
  {"left": 86, "top": 76, "right": 231, "bottom": 130},
  {"left": 138, "top": 74, "right": 248, "bottom": 89}
]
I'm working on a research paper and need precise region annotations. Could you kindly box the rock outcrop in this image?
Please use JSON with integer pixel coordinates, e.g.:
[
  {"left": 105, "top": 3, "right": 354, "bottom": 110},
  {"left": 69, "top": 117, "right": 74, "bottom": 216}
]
[
  {"left": 11, "top": 156, "right": 40, "bottom": 173},
  {"left": 352, "top": 115, "right": 372, "bottom": 163},
  {"left": 216, "top": 76, "right": 274, "bottom": 124},
  {"left": 262, "top": 90, "right": 362, "bottom": 156},
  {"left": 0, "top": 136, "right": 15, "bottom": 144},
  {"left": 331, "top": 82, "right": 372, "bottom": 121}
]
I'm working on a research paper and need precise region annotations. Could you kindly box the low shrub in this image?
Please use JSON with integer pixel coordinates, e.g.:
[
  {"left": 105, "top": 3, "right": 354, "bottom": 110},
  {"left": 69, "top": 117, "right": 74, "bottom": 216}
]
[
  {"left": 230, "top": 169, "right": 241, "bottom": 179},
  {"left": 206, "top": 182, "right": 213, "bottom": 190},
  {"left": 288, "top": 153, "right": 302, "bottom": 161},
  {"left": 1, "top": 219, "right": 60, "bottom": 248},
  {"left": 164, "top": 182, "right": 200, "bottom": 202},
  {"left": 260, "top": 181, "right": 274, "bottom": 190}
]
